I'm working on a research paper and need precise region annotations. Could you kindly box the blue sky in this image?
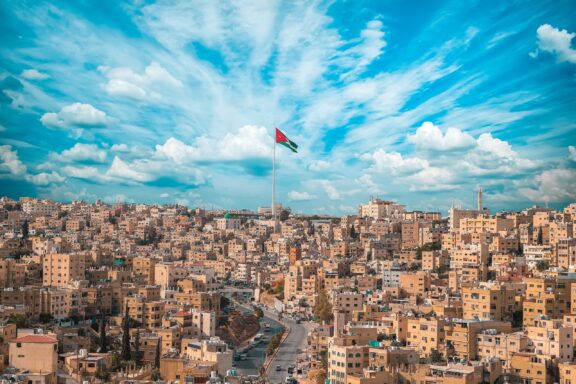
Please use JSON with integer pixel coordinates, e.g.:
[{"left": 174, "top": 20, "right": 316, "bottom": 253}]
[{"left": 1, "top": 0, "right": 575, "bottom": 214}]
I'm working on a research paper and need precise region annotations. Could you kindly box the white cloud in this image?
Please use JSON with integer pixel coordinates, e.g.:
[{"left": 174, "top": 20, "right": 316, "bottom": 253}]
[
  {"left": 533, "top": 24, "right": 576, "bottom": 64},
  {"left": 520, "top": 168, "right": 576, "bottom": 203},
  {"left": 61, "top": 165, "right": 103, "bottom": 181},
  {"left": 407, "top": 121, "right": 475, "bottom": 151},
  {"left": 0, "top": 145, "right": 64, "bottom": 185},
  {"left": 155, "top": 125, "right": 272, "bottom": 163},
  {"left": 0, "top": 145, "right": 27, "bottom": 176},
  {"left": 338, "top": 204, "right": 357, "bottom": 214},
  {"left": 154, "top": 138, "right": 195, "bottom": 163},
  {"left": 103, "top": 194, "right": 128, "bottom": 203},
  {"left": 321, "top": 182, "right": 341, "bottom": 200},
  {"left": 105, "top": 156, "right": 153, "bottom": 183},
  {"left": 406, "top": 166, "right": 458, "bottom": 192},
  {"left": 338, "top": 19, "right": 387, "bottom": 77},
  {"left": 110, "top": 143, "right": 129, "bottom": 152},
  {"left": 53, "top": 143, "right": 107, "bottom": 163},
  {"left": 569, "top": 146, "right": 576, "bottom": 161},
  {"left": 41, "top": 103, "right": 109, "bottom": 129},
  {"left": 362, "top": 149, "right": 428, "bottom": 175},
  {"left": 476, "top": 133, "right": 516, "bottom": 159},
  {"left": 355, "top": 174, "right": 380, "bottom": 194},
  {"left": 21, "top": 69, "right": 50, "bottom": 80},
  {"left": 308, "top": 160, "right": 330, "bottom": 172},
  {"left": 99, "top": 62, "right": 182, "bottom": 100},
  {"left": 288, "top": 190, "right": 316, "bottom": 201},
  {"left": 27, "top": 171, "right": 65, "bottom": 186}
]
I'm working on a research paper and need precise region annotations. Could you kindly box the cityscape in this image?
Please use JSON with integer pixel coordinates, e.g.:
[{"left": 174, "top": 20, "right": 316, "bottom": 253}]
[
  {"left": 0, "top": 196, "right": 575, "bottom": 384},
  {"left": 1, "top": 1, "right": 576, "bottom": 384}
]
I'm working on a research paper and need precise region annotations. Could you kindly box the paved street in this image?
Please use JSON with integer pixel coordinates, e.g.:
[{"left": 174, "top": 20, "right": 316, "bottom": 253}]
[
  {"left": 235, "top": 312, "right": 284, "bottom": 377},
  {"left": 266, "top": 315, "right": 316, "bottom": 384},
  {"left": 223, "top": 287, "right": 316, "bottom": 382}
]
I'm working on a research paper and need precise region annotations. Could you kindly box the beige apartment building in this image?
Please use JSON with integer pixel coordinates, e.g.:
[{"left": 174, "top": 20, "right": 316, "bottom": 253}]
[
  {"left": 448, "top": 207, "right": 484, "bottom": 230},
  {"left": 333, "top": 292, "right": 364, "bottom": 322},
  {"left": 181, "top": 338, "right": 233, "bottom": 376},
  {"left": 462, "top": 285, "right": 516, "bottom": 321},
  {"left": 525, "top": 317, "right": 573, "bottom": 362},
  {"left": 399, "top": 271, "right": 431, "bottom": 296},
  {"left": 459, "top": 217, "right": 514, "bottom": 234},
  {"left": 328, "top": 341, "right": 369, "bottom": 384},
  {"left": 476, "top": 330, "right": 528, "bottom": 371},
  {"left": 124, "top": 296, "right": 165, "bottom": 329},
  {"left": 133, "top": 256, "right": 157, "bottom": 285},
  {"left": 444, "top": 319, "right": 512, "bottom": 360},
  {"left": 559, "top": 362, "right": 576, "bottom": 384},
  {"left": 9, "top": 334, "right": 58, "bottom": 384},
  {"left": 155, "top": 263, "right": 188, "bottom": 289},
  {"left": 523, "top": 276, "right": 574, "bottom": 325},
  {"left": 43, "top": 253, "right": 86, "bottom": 287},
  {"left": 510, "top": 352, "right": 553, "bottom": 384},
  {"left": 406, "top": 316, "right": 446, "bottom": 357},
  {"left": 170, "top": 310, "right": 215, "bottom": 339},
  {"left": 422, "top": 250, "right": 448, "bottom": 271},
  {"left": 359, "top": 199, "right": 405, "bottom": 219}
]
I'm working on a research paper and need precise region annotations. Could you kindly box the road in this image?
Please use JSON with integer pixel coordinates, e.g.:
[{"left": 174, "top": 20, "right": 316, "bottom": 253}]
[
  {"left": 222, "top": 286, "right": 316, "bottom": 382},
  {"left": 266, "top": 313, "right": 316, "bottom": 384},
  {"left": 223, "top": 294, "right": 285, "bottom": 377},
  {"left": 235, "top": 310, "right": 284, "bottom": 377}
]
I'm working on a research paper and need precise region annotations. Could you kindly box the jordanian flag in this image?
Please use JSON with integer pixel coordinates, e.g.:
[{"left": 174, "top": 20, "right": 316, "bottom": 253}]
[{"left": 275, "top": 128, "right": 298, "bottom": 153}]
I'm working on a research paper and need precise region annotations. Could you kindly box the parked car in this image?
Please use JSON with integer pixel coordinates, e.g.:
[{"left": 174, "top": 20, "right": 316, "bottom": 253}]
[{"left": 276, "top": 365, "right": 282, "bottom": 371}]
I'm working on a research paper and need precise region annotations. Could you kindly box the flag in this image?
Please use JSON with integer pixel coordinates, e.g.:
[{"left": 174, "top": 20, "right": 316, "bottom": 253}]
[{"left": 275, "top": 128, "right": 298, "bottom": 153}]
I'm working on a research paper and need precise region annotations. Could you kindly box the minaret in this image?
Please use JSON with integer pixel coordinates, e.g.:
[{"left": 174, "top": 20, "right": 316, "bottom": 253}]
[{"left": 477, "top": 186, "right": 483, "bottom": 212}]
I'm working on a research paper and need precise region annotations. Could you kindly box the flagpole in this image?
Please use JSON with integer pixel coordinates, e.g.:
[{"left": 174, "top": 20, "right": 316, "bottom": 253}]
[{"left": 272, "top": 128, "right": 276, "bottom": 233}]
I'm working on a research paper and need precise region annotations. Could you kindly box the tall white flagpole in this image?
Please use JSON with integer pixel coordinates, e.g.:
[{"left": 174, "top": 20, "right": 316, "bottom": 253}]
[{"left": 272, "top": 128, "right": 276, "bottom": 233}]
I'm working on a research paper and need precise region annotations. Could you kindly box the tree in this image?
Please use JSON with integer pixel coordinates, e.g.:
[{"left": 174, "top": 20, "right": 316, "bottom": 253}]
[
  {"left": 512, "top": 309, "right": 523, "bottom": 328},
  {"left": 8, "top": 313, "right": 31, "bottom": 328},
  {"left": 217, "top": 315, "right": 229, "bottom": 327},
  {"left": 537, "top": 226, "right": 543, "bottom": 245},
  {"left": 110, "top": 351, "right": 121, "bottom": 371},
  {"left": 95, "top": 366, "right": 110, "bottom": 382},
  {"left": 536, "top": 260, "right": 550, "bottom": 272},
  {"left": 254, "top": 307, "right": 264, "bottom": 319},
  {"left": 99, "top": 311, "right": 108, "bottom": 353},
  {"left": 408, "top": 263, "right": 420, "bottom": 272},
  {"left": 349, "top": 225, "right": 358, "bottom": 240},
  {"left": 154, "top": 337, "right": 162, "bottom": 369},
  {"left": 433, "top": 265, "right": 449, "bottom": 275},
  {"left": 220, "top": 295, "right": 231, "bottom": 309},
  {"left": 134, "top": 330, "right": 142, "bottom": 367},
  {"left": 21, "top": 220, "right": 29, "bottom": 240},
  {"left": 315, "top": 290, "right": 333, "bottom": 324},
  {"left": 121, "top": 304, "right": 131, "bottom": 361},
  {"left": 307, "top": 223, "right": 315, "bottom": 237},
  {"left": 319, "top": 349, "right": 328, "bottom": 369},
  {"left": 38, "top": 313, "right": 54, "bottom": 324},
  {"left": 486, "top": 270, "right": 497, "bottom": 281},
  {"left": 430, "top": 348, "right": 445, "bottom": 363},
  {"left": 265, "top": 332, "right": 283, "bottom": 356},
  {"left": 280, "top": 209, "right": 290, "bottom": 221},
  {"left": 151, "top": 368, "right": 161, "bottom": 381},
  {"left": 415, "top": 242, "right": 441, "bottom": 259}
]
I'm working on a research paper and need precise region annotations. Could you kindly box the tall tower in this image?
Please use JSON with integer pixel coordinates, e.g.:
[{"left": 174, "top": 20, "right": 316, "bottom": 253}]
[{"left": 477, "top": 186, "right": 483, "bottom": 211}]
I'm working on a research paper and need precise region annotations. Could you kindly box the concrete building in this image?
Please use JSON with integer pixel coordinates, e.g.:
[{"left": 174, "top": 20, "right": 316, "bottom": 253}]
[
  {"left": 43, "top": 253, "right": 86, "bottom": 287},
  {"left": 9, "top": 334, "right": 58, "bottom": 384}
]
